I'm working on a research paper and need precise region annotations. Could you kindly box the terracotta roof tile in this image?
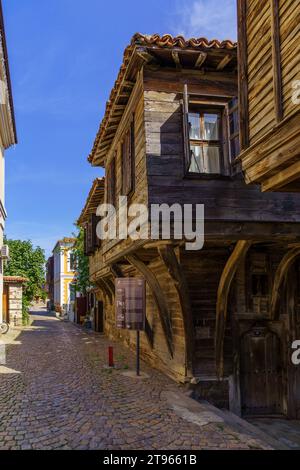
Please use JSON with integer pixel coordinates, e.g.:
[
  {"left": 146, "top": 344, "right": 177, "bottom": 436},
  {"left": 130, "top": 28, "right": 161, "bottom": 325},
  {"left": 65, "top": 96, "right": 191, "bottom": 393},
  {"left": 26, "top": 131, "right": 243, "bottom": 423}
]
[
  {"left": 77, "top": 178, "right": 105, "bottom": 226},
  {"left": 4, "top": 276, "right": 29, "bottom": 284},
  {"left": 133, "top": 33, "right": 237, "bottom": 50}
]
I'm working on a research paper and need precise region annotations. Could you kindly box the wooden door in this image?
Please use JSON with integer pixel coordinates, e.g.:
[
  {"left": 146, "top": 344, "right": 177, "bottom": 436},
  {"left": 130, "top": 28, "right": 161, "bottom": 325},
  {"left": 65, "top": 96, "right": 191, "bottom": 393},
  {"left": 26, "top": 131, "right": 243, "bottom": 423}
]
[
  {"left": 76, "top": 296, "right": 87, "bottom": 324},
  {"left": 2, "top": 286, "right": 9, "bottom": 323},
  {"left": 95, "top": 301, "right": 104, "bottom": 333},
  {"left": 240, "top": 326, "right": 283, "bottom": 416}
]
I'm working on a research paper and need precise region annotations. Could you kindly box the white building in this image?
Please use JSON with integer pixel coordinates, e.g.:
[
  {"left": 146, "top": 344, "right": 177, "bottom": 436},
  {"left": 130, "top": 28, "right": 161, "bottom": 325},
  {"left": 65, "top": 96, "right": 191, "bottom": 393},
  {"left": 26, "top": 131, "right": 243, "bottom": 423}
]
[
  {"left": 0, "top": 2, "right": 17, "bottom": 324},
  {"left": 53, "top": 238, "right": 76, "bottom": 320}
]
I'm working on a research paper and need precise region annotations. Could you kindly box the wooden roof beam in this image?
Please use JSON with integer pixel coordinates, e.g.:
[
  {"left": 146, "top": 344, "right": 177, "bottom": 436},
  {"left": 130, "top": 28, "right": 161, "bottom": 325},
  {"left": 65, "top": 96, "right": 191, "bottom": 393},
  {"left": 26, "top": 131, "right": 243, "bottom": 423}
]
[
  {"left": 122, "top": 80, "right": 135, "bottom": 88},
  {"left": 195, "top": 52, "right": 207, "bottom": 69},
  {"left": 117, "top": 92, "right": 131, "bottom": 99},
  {"left": 136, "top": 48, "right": 158, "bottom": 65},
  {"left": 216, "top": 54, "right": 232, "bottom": 70},
  {"left": 99, "top": 136, "right": 114, "bottom": 147},
  {"left": 106, "top": 124, "right": 118, "bottom": 131},
  {"left": 172, "top": 51, "right": 182, "bottom": 69},
  {"left": 113, "top": 105, "right": 127, "bottom": 110}
]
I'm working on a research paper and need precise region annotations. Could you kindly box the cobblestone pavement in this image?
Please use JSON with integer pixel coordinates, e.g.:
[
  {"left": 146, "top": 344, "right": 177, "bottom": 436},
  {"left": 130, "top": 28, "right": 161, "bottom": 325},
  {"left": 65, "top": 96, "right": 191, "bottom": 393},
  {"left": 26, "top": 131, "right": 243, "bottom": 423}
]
[{"left": 0, "top": 310, "right": 273, "bottom": 450}]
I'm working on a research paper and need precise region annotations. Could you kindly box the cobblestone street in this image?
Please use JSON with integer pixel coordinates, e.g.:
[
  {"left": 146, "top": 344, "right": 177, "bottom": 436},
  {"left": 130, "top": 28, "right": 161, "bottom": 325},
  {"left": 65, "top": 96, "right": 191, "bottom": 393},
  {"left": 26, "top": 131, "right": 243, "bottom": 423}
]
[{"left": 0, "top": 309, "right": 274, "bottom": 450}]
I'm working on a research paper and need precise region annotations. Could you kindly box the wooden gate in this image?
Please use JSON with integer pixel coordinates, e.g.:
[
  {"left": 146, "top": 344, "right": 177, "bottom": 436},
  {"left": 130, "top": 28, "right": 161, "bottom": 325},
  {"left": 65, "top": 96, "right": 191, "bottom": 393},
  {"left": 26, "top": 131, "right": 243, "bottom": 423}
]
[
  {"left": 240, "top": 326, "right": 284, "bottom": 416},
  {"left": 76, "top": 296, "right": 87, "bottom": 324},
  {"left": 2, "top": 286, "right": 9, "bottom": 323}
]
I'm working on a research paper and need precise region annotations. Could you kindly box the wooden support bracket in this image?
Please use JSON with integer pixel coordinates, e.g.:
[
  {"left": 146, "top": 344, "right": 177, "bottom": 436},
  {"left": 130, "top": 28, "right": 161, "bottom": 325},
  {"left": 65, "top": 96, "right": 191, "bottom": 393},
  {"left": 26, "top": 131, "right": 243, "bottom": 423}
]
[
  {"left": 126, "top": 254, "right": 174, "bottom": 357},
  {"left": 270, "top": 247, "right": 300, "bottom": 320},
  {"left": 158, "top": 245, "right": 194, "bottom": 377},
  {"left": 215, "top": 240, "right": 252, "bottom": 378}
]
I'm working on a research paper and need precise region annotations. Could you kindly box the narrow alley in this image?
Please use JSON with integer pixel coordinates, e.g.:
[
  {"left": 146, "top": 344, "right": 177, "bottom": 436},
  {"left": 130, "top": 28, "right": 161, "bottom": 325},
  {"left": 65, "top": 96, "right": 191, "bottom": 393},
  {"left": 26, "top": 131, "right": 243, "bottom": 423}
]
[{"left": 0, "top": 309, "right": 275, "bottom": 451}]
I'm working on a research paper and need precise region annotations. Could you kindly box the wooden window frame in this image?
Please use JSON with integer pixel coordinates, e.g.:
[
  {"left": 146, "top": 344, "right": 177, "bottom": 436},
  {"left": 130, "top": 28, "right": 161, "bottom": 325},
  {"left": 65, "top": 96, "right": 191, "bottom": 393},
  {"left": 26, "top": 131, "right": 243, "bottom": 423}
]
[
  {"left": 84, "top": 214, "right": 101, "bottom": 256},
  {"left": 227, "top": 98, "right": 241, "bottom": 167},
  {"left": 69, "top": 252, "right": 77, "bottom": 271},
  {"left": 188, "top": 107, "right": 224, "bottom": 175},
  {"left": 84, "top": 220, "right": 94, "bottom": 256},
  {"left": 182, "top": 85, "right": 239, "bottom": 178},
  {"left": 246, "top": 252, "right": 271, "bottom": 316}
]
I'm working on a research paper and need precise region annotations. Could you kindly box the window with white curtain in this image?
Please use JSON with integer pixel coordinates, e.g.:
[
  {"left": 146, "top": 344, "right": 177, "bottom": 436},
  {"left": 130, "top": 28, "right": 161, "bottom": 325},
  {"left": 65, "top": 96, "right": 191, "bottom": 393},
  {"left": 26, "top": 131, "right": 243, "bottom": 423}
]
[{"left": 188, "top": 108, "right": 222, "bottom": 175}]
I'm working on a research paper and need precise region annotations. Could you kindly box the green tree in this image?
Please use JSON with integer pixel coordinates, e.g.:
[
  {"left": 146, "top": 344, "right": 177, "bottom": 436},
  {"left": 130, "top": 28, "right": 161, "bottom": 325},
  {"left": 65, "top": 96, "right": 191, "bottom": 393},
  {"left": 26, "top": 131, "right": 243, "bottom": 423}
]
[
  {"left": 4, "top": 238, "right": 46, "bottom": 324},
  {"left": 73, "top": 227, "right": 90, "bottom": 295}
]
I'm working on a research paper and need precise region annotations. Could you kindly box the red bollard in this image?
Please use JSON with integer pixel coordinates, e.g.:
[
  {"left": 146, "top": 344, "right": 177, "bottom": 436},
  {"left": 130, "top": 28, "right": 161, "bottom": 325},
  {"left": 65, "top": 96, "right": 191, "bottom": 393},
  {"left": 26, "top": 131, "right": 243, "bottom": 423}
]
[{"left": 108, "top": 346, "right": 114, "bottom": 368}]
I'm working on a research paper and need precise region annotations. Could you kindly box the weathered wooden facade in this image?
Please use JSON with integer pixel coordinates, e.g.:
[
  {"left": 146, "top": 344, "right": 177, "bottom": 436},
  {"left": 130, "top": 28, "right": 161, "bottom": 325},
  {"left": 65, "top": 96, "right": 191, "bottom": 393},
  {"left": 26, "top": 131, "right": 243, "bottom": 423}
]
[
  {"left": 81, "top": 33, "right": 300, "bottom": 417},
  {"left": 78, "top": 178, "right": 105, "bottom": 331},
  {"left": 237, "top": 0, "right": 300, "bottom": 192}
]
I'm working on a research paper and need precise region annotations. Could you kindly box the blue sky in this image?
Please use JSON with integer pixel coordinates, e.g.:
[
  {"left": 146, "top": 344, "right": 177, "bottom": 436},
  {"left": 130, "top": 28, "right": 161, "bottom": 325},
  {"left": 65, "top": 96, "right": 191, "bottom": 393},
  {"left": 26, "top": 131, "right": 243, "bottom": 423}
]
[{"left": 4, "top": 0, "right": 237, "bottom": 257}]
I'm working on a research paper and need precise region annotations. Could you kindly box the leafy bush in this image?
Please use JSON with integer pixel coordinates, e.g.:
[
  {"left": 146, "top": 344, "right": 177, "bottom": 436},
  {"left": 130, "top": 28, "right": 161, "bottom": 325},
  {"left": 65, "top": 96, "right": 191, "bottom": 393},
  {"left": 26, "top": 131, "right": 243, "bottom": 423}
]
[{"left": 4, "top": 238, "right": 46, "bottom": 321}]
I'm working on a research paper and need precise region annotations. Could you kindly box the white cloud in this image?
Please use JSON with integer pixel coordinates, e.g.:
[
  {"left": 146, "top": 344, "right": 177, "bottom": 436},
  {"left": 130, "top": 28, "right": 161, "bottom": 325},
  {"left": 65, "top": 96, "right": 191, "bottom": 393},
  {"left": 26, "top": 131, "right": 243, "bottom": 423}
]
[{"left": 171, "top": 0, "right": 237, "bottom": 40}]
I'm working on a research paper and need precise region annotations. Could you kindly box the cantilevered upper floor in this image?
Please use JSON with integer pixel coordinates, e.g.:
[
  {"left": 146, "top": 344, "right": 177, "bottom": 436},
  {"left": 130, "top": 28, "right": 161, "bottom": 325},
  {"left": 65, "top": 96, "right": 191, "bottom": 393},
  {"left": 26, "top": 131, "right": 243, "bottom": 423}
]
[{"left": 86, "top": 33, "right": 300, "bottom": 265}]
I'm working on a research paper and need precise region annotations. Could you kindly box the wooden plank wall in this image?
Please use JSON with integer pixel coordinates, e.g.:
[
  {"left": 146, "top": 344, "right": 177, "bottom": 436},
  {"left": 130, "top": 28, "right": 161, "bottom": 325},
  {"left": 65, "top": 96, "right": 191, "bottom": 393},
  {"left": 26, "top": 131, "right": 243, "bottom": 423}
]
[
  {"left": 181, "top": 248, "right": 233, "bottom": 377},
  {"left": 102, "top": 79, "right": 148, "bottom": 256},
  {"left": 247, "top": 0, "right": 275, "bottom": 145},
  {"left": 143, "top": 69, "right": 300, "bottom": 223},
  {"left": 279, "top": 0, "right": 300, "bottom": 119},
  {"left": 89, "top": 249, "right": 104, "bottom": 278},
  {"left": 98, "top": 259, "right": 187, "bottom": 382},
  {"left": 246, "top": 0, "right": 300, "bottom": 144}
]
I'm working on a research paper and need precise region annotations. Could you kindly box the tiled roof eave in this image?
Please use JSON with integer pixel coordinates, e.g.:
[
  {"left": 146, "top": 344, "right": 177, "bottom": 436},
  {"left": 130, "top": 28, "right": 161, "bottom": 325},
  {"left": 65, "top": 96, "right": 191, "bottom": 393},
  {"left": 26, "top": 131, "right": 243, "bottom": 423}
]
[
  {"left": 77, "top": 178, "right": 105, "bottom": 226},
  {"left": 4, "top": 276, "right": 29, "bottom": 284},
  {"left": 88, "top": 33, "right": 238, "bottom": 165}
]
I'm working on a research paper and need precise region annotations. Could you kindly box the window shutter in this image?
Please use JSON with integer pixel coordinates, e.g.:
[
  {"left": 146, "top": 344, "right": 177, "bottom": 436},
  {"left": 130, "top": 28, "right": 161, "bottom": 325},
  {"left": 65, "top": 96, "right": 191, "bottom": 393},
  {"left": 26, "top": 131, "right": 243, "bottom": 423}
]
[
  {"left": 228, "top": 97, "right": 241, "bottom": 174},
  {"left": 222, "top": 106, "right": 231, "bottom": 176},
  {"left": 122, "top": 120, "right": 135, "bottom": 196},
  {"left": 107, "top": 157, "right": 116, "bottom": 206},
  {"left": 182, "top": 84, "right": 191, "bottom": 172},
  {"left": 122, "top": 134, "right": 130, "bottom": 195},
  {"left": 130, "top": 120, "right": 135, "bottom": 192},
  {"left": 91, "top": 214, "right": 101, "bottom": 249},
  {"left": 86, "top": 219, "right": 94, "bottom": 255}
]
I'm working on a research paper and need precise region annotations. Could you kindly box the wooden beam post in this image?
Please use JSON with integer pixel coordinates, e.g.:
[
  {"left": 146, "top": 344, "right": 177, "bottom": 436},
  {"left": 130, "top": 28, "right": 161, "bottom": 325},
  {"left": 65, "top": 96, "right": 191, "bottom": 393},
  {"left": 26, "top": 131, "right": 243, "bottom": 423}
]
[
  {"left": 270, "top": 248, "right": 300, "bottom": 320},
  {"left": 158, "top": 245, "right": 194, "bottom": 377},
  {"left": 126, "top": 254, "right": 174, "bottom": 357},
  {"left": 271, "top": 0, "right": 283, "bottom": 123},
  {"left": 215, "top": 241, "right": 252, "bottom": 378},
  {"left": 110, "top": 264, "right": 124, "bottom": 279},
  {"left": 237, "top": 0, "right": 249, "bottom": 150}
]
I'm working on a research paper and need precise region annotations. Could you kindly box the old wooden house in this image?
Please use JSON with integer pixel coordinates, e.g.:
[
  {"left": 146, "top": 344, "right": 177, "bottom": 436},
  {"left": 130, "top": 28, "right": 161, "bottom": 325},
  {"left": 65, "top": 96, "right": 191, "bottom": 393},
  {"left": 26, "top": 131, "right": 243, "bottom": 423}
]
[
  {"left": 81, "top": 33, "right": 300, "bottom": 418},
  {"left": 237, "top": 0, "right": 300, "bottom": 192},
  {"left": 78, "top": 178, "right": 105, "bottom": 332}
]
